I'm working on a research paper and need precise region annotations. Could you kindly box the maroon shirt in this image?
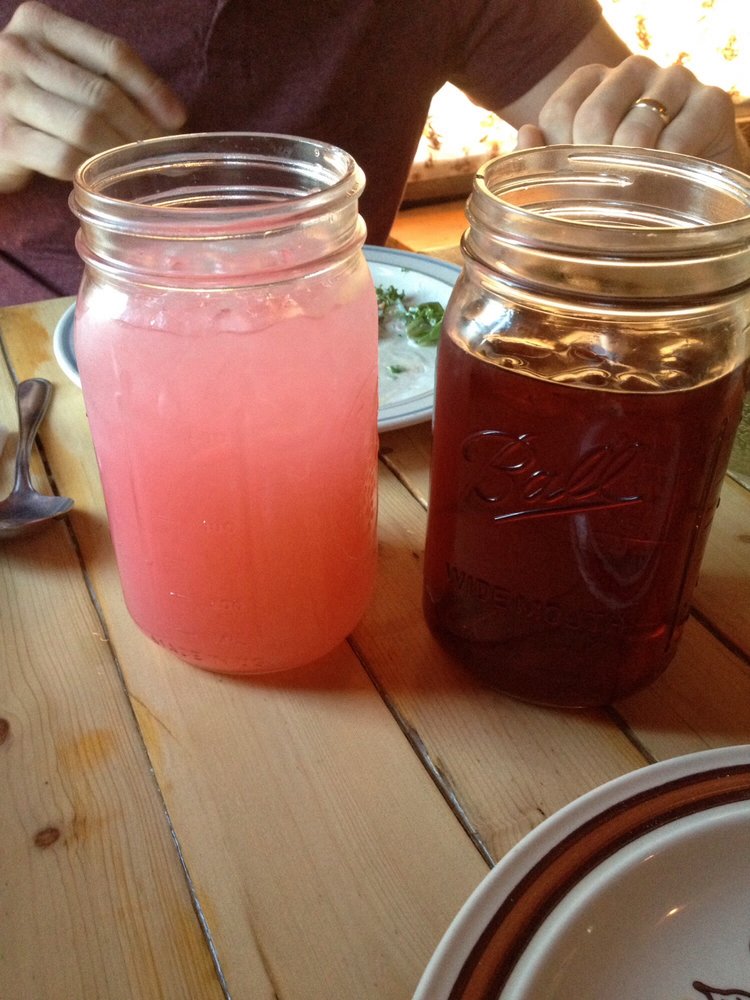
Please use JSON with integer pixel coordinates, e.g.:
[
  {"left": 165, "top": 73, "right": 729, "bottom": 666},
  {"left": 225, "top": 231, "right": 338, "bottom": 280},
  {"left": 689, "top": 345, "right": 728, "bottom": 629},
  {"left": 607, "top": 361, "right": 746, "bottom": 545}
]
[{"left": 0, "top": 0, "right": 601, "bottom": 305}]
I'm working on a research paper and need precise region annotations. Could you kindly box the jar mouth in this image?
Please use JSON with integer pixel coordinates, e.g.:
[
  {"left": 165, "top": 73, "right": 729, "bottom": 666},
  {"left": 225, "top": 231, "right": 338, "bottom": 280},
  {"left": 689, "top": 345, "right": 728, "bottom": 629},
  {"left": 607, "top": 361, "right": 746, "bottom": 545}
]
[
  {"left": 71, "top": 132, "right": 365, "bottom": 237},
  {"left": 471, "top": 145, "right": 750, "bottom": 256},
  {"left": 466, "top": 145, "right": 750, "bottom": 300}
]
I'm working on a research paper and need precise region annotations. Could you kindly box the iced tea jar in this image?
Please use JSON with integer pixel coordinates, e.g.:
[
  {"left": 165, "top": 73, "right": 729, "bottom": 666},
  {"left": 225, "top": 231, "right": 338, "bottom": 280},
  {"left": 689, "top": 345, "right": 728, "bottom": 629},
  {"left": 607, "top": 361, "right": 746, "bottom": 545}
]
[
  {"left": 424, "top": 146, "right": 750, "bottom": 707},
  {"left": 71, "top": 133, "right": 378, "bottom": 674}
]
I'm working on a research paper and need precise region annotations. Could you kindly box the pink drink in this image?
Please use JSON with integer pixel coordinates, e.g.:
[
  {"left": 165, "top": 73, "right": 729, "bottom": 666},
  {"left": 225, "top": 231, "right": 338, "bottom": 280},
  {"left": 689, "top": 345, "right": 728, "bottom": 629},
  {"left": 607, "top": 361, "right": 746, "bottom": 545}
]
[{"left": 75, "top": 260, "right": 378, "bottom": 672}]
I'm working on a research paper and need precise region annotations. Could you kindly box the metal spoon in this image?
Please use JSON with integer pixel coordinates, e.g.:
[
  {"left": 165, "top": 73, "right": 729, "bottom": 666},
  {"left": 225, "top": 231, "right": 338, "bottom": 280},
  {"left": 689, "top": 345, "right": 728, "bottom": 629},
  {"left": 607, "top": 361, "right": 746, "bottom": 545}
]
[{"left": 0, "top": 378, "right": 74, "bottom": 539}]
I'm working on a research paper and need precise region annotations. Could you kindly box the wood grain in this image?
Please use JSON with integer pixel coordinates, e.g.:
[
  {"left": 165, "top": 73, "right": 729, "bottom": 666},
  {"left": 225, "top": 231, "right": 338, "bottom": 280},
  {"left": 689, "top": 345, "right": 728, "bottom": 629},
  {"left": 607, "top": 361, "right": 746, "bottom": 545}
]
[{"left": 0, "top": 340, "right": 224, "bottom": 1000}]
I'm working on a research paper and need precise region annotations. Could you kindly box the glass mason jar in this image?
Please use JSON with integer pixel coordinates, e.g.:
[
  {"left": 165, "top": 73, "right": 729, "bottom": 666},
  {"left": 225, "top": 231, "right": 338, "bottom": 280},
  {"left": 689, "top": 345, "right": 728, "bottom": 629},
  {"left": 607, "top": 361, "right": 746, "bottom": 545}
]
[
  {"left": 424, "top": 146, "right": 750, "bottom": 707},
  {"left": 71, "top": 133, "right": 378, "bottom": 674}
]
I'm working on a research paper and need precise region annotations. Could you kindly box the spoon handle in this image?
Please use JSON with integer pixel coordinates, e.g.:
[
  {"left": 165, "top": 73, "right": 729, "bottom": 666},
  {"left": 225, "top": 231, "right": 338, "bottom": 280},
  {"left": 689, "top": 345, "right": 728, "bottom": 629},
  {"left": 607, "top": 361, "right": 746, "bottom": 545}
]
[{"left": 13, "top": 378, "right": 52, "bottom": 494}]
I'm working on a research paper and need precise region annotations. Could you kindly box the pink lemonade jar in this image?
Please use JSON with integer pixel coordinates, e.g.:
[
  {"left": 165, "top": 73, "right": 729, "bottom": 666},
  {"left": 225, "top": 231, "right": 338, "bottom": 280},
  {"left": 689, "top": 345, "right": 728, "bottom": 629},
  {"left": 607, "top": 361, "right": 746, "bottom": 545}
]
[
  {"left": 71, "top": 133, "right": 378, "bottom": 674},
  {"left": 424, "top": 146, "right": 750, "bottom": 707}
]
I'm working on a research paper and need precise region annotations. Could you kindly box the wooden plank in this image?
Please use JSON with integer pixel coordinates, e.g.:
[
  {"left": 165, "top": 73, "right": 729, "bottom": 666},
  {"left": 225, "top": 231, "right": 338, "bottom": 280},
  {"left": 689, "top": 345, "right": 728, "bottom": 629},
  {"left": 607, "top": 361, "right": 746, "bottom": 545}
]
[
  {"left": 379, "top": 421, "right": 432, "bottom": 507},
  {"left": 0, "top": 347, "right": 224, "bottom": 1000},
  {"left": 693, "top": 477, "right": 750, "bottom": 657},
  {"left": 2, "top": 301, "right": 490, "bottom": 1000},
  {"left": 615, "top": 616, "right": 750, "bottom": 760},
  {"left": 127, "top": 648, "right": 489, "bottom": 999}
]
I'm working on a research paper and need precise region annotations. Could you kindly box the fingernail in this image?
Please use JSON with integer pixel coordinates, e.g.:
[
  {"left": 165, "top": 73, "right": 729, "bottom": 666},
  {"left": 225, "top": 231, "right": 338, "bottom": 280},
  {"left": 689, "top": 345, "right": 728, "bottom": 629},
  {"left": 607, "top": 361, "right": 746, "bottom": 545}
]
[
  {"left": 154, "top": 84, "right": 188, "bottom": 128},
  {"left": 162, "top": 99, "right": 188, "bottom": 129}
]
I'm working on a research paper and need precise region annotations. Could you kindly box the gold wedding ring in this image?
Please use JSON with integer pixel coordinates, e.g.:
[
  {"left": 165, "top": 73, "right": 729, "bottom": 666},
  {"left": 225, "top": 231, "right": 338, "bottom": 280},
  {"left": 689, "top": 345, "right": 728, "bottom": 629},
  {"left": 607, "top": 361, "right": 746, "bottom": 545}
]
[{"left": 629, "top": 97, "right": 671, "bottom": 126}]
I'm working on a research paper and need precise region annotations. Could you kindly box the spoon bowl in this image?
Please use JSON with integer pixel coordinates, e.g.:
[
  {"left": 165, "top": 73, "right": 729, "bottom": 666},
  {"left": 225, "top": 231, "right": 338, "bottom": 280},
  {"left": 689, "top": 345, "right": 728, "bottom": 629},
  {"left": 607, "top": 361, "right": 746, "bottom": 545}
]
[{"left": 0, "top": 378, "right": 74, "bottom": 540}]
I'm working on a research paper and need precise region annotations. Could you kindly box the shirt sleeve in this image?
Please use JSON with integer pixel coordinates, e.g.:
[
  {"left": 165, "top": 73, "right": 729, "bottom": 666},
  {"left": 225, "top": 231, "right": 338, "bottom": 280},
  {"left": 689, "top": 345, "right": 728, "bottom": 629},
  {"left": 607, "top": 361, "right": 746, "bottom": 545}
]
[{"left": 448, "top": 0, "right": 605, "bottom": 112}]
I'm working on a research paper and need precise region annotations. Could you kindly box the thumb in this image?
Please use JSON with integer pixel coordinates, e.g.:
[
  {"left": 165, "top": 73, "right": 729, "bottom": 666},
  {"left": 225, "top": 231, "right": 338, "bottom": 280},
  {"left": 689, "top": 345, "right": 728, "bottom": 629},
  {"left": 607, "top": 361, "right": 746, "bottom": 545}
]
[{"left": 515, "top": 124, "right": 546, "bottom": 149}]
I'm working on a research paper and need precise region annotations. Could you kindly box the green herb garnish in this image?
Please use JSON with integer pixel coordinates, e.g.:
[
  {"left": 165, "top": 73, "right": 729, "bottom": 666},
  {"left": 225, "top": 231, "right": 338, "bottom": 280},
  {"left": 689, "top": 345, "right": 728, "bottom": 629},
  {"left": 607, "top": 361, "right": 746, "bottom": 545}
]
[
  {"left": 376, "top": 284, "right": 407, "bottom": 319},
  {"left": 404, "top": 301, "right": 444, "bottom": 346},
  {"left": 376, "top": 284, "right": 444, "bottom": 346}
]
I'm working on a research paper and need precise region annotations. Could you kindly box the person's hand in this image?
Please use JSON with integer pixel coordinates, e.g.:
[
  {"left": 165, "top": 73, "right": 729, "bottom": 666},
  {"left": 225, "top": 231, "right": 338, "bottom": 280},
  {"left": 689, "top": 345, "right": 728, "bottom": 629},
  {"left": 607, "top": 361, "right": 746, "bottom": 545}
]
[
  {"left": 0, "top": 1, "right": 187, "bottom": 193},
  {"left": 516, "top": 55, "right": 749, "bottom": 172}
]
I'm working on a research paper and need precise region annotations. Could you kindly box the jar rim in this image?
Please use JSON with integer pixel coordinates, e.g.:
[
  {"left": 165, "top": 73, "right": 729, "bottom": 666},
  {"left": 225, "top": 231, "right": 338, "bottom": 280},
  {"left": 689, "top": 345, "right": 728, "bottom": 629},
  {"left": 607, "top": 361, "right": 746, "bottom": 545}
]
[
  {"left": 471, "top": 145, "right": 750, "bottom": 256},
  {"left": 71, "top": 131, "right": 365, "bottom": 237}
]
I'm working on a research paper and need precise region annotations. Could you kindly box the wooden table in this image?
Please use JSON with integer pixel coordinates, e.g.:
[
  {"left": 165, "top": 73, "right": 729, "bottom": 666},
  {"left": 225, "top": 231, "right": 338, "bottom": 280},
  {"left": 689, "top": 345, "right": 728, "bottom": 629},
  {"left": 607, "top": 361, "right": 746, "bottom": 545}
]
[{"left": 1, "top": 296, "right": 749, "bottom": 1000}]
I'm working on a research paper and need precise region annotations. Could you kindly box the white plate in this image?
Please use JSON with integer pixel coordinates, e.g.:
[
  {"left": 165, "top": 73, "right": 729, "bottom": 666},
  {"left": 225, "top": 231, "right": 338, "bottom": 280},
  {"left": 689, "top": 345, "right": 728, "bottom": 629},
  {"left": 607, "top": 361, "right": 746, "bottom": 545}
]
[
  {"left": 413, "top": 744, "right": 750, "bottom": 1000},
  {"left": 53, "top": 299, "right": 78, "bottom": 389},
  {"left": 366, "top": 245, "right": 460, "bottom": 431},
  {"left": 52, "top": 245, "right": 461, "bottom": 433}
]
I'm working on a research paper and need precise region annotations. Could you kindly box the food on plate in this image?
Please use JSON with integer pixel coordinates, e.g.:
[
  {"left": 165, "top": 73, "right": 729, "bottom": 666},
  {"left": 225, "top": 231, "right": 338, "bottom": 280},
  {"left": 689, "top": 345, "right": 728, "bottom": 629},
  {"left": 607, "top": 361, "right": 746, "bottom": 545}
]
[
  {"left": 376, "top": 283, "right": 444, "bottom": 347},
  {"left": 376, "top": 281, "right": 444, "bottom": 404}
]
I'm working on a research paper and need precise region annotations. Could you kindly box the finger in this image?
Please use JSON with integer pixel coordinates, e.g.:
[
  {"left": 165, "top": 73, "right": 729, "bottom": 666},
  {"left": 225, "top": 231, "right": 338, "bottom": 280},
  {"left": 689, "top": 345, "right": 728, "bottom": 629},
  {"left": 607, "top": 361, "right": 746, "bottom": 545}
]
[
  {"left": 5, "top": 75, "right": 134, "bottom": 154},
  {"left": 515, "top": 124, "right": 545, "bottom": 149},
  {"left": 610, "top": 63, "right": 696, "bottom": 150},
  {"left": 569, "top": 57, "right": 658, "bottom": 144},
  {"left": 655, "top": 85, "right": 739, "bottom": 166},
  {"left": 536, "top": 63, "right": 609, "bottom": 144},
  {"left": 538, "top": 56, "right": 694, "bottom": 149},
  {"left": 8, "top": 2, "right": 186, "bottom": 128},
  {"left": 0, "top": 115, "right": 85, "bottom": 181},
  {"left": 4, "top": 35, "right": 172, "bottom": 142},
  {"left": 0, "top": 156, "right": 34, "bottom": 194}
]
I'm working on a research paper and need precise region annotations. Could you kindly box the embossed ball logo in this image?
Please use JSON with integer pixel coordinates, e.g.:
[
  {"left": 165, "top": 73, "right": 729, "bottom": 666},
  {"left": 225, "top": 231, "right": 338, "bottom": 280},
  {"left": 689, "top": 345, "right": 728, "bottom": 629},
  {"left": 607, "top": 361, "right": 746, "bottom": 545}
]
[{"left": 460, "top": 429, "right": 643, "bottom": 521}]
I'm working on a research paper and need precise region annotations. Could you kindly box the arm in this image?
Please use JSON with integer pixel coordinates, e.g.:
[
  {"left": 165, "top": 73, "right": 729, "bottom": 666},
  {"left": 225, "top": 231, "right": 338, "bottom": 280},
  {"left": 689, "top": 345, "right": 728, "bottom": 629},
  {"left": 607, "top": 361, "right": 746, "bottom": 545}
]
[
  {"left": 0, "top": 1, "right": 186, "bottom": 193},
  {"left": 499, "top": 16, "right": 749, "bottom": 173}
]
